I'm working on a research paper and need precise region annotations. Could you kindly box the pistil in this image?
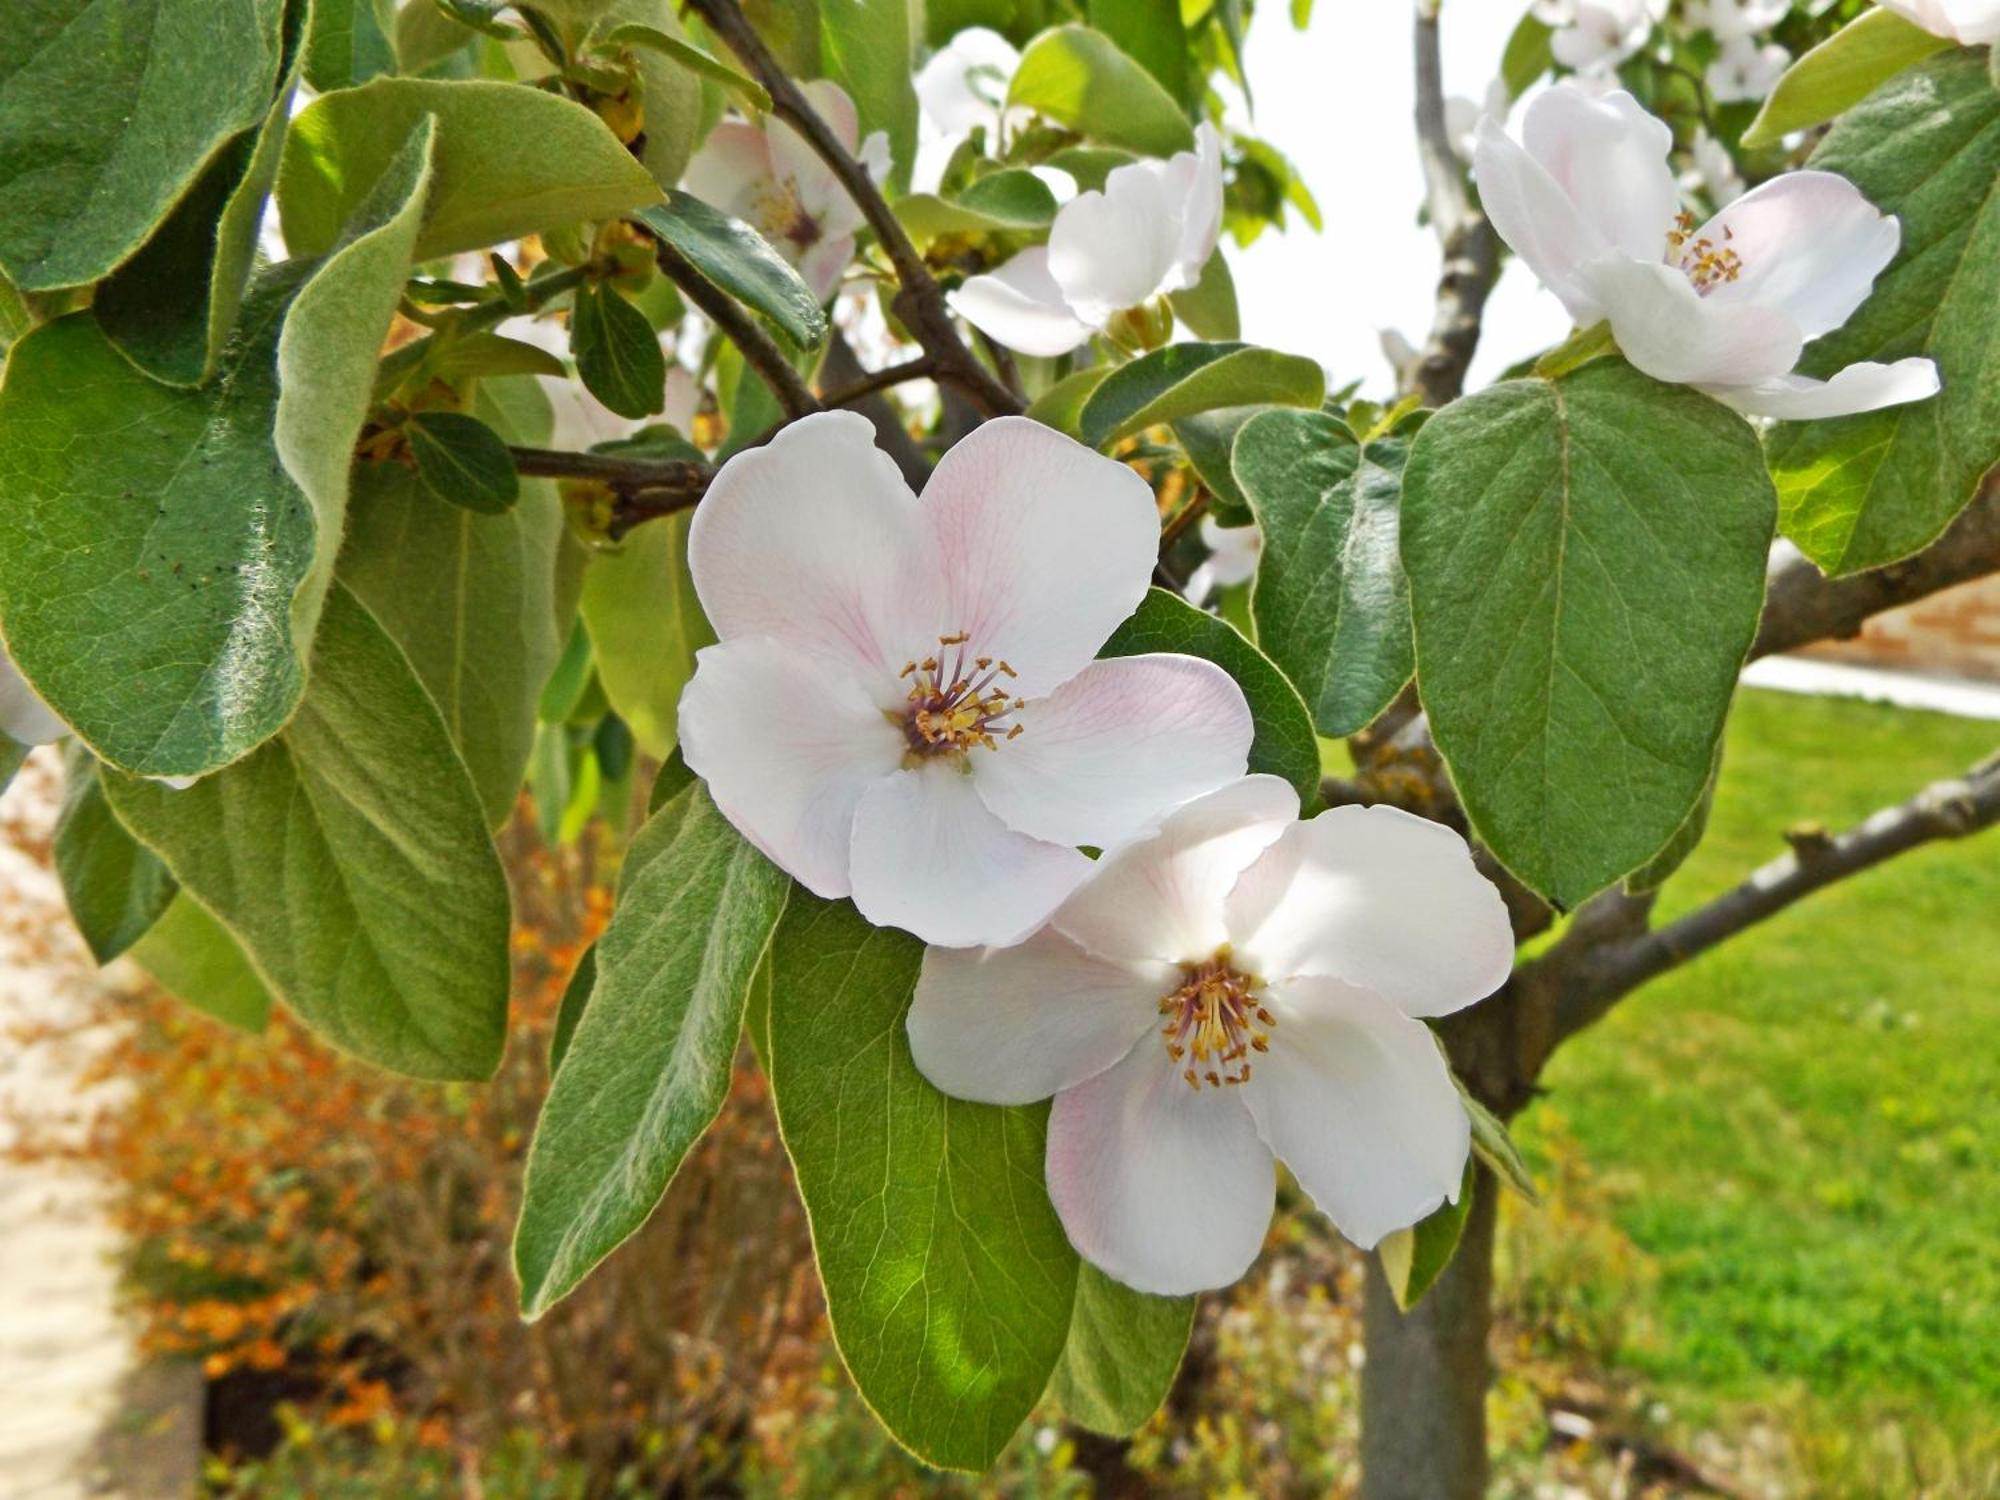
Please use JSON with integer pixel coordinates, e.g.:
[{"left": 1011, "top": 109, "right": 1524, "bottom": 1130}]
[
  {"left": 1159, "top": 951, "right": 1273, "bottom": 1090},
  {"left": 896, "top": 632, "right": 1025, "bottom": 757}
]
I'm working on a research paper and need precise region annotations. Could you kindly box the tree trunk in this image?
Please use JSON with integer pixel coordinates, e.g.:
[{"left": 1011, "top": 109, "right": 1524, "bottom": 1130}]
[{"left": 1358, "top": 1167, "right": 1498, "bottom": 1500}]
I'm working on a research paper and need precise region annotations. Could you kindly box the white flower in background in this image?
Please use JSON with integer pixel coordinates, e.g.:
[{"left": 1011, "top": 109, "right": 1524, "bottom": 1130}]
[
  {"left": 1684, "top": 127, "right": 1746, "bottom": 208},
  {"left": 1534, "top": 0, "right": 1666, "bottom": 71},
  {"left": 1473, "top": 83, "right": 1940, "bottom": 418},
  {"left": 1706, "top": 34, "right": 1790, "bottom": 102},
  {"left": 1, "top": 645, "right": 65, "bottom": 747},
  {"left": 683, "top": 80, "right": 890, "bottom": 303},
  {"left": 504, "top": 315, "right": 701, "bottom": 448},
  {"left": 1444, "top": 79, "right": 1512, "bottom": 162},
  {"left": 678, "top": 411, "right": 1255, "bottom": 948},
  {"left": 1184, "top": 518, "right": 1263, "bottom": 607},
  {"left": 906, "top": 776, "right": 1514, "bottom": 1293},
  {"left": 917, "top": 27, "right": 1023, "bottom": 138},
  {"left": 1874, "top": 0, "right": 2000, "bottom": 44},
  {"left": 950, "top": 123, "right": 1225, "bottom": 357},
  {"left": 1686, "top": 0, "right": 1790, "bottom": 40}
]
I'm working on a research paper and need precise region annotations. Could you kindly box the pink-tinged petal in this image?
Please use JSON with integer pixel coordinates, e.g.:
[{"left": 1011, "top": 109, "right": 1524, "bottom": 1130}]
[
  {"left": 1704, "top": 357, "right": 1941, "bottom": 419},
  {"left": 0, "top": 647, "right": 65, "bottom": 745},
  {"left": 972, "top": 654, "right": 1252, "bottom": 849},
  {"left": 1521, "top": 85, "right": 1679, "bottom": 266},
  {"left": 677, "top": 636, "right": 906, "bottom": 898},
  {"left": 1471, "top": 117, "right": 1609, "bottom": 323},
  {"left": 681, "top": 123, "right": 773, "bottom": 221},
  {"left": 774, "top": 81, "right": 862, "bottom": 230},
  {"left": 1047, "top": 164, "right": 1182, "bottom": 325},
  {"left": 848, "top": 762, "right": 1093, "bottom": 947},
  {"left": 795, "top": 234, "right": 854, "bottom": 304},
  {"left": 1695, "top": 171, "right": 1900, "bottom": 342},
  {"left": 948, "top": 247, "right": 1093, "bottom": 357},
  {"left": 1054, "top": 774, "right": 1299, "bottom": 967},
  {"left": 1244, "top": 976, "right": 1471, "bottom": 1250},
  {"left": 1584, "top": 256, "right": 1803, "bottom": 386},
  {"left": 907, "top": 929, "right": 1173, "bottom": 1105},
  {"left": 917, "top": 416, "right": 1158, "bottom": 696},
  {"left": 1047, "top": 1040, "right": 1275, "bottom": 1294},
  {"left": 1224, "top": 804, "right": 1513, "bottom": 1017},
  {"left": 687, "top": 410, "right": 936, "bottom": 676}
]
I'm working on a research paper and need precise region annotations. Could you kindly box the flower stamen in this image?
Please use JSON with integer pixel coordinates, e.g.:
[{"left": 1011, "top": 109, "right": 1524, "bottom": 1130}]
[
  {"left": 895, "top": 632, "right": 1025, "bottom": 757},
  {"left": 1159, "top": 950, "right": 1272, "bottom": 1089},
  {"left": 1667, "top": 209, "right": 1743, "bottom": 295}
]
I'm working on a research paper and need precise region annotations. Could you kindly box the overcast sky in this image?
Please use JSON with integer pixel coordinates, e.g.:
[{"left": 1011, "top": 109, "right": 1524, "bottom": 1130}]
[{"left": 1227, "top": 2, "right": 1569, "bottom": 396}]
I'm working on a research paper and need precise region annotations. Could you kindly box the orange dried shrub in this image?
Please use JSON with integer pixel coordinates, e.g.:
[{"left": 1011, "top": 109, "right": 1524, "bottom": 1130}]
[{"left": 8, "top": 815, "right": 821, "bottom": 1489}]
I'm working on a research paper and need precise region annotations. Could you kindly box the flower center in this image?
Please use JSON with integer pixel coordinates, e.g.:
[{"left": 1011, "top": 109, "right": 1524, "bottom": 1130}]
[
  {"left": 1158, "top": 950, "right": 1273, "bottom": 1090},
  {"left": 1666, "top": 209, "right": 1743, "bottom": 295},
  {"left": 748, "top": 181, "right": 823, "bottom": 251},
  {"left": 895, "top": 631, "right": 1024, "bottom": 758}
]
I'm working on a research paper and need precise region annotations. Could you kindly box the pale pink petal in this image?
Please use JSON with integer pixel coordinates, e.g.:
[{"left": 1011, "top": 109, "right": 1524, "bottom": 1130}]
[
  {"left": 1521, "top": 85, "right": 1679, "bottom": 266},
  {"left": 917, "top": 27, "right": 1021, "bottom": 135},
  {"left": 1705, "top": 357, "right": 1941, "bottom": 419},
  {"left": 681, "top": 123, "right": 773, "bottom": 222},
  {"left": 796, "top": 234, "right": 855, "bottom": 303},
  {"left": 677, "top": 637, "right": 906, "bottom": 898},
  {"left": 1472, "top": 118, "right": 1609, "bottom": 323},
  {"left": 0, "top": 648, "right": 65, "bottom": 745},
  {"left": 1695, "top": 171, "right": 1900, "bottom": 342},
  {"left": 949, "top": 247, "right": 1093, "bottom": 357},
  {"left": 1243, "top": 976, "right": 1471, "bottom": 1250},
  {"left": 916, "top": 416, "right": 1158, "bottom": 697},
  {"left": 848, "top": 762, "right": 1093, "bottom": 947},
  {"left": 1223, "top": 804, "right": 1514, "bottom": 1018},
  {"left": 1584, "top": 256, "right": 1803, "bottom": 386},
  {"left": 971, "top": 654, "right": 1252, "bottom": 849},
  {"left": 907, "top": 929, "right": 1173, "bottom": 1105},
  {"left": 687, "top": 410, "right": 937, "bottom": 677},
  {"left": 774, "top": 81, "right": 861, "bottom": 231},
  {"left": 1047, "top": 1039, "right": 1275, "bottom": 1294},
  {"left": 1054, "top": 775, "right": 1299, "bottom": 967},
  {"left": 1047, "top": 163, "right": 1182, "bottom": 325}
]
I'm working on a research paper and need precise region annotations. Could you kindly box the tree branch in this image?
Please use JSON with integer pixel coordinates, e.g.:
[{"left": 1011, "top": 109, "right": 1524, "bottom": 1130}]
[
  {"left": 684, "top": 0, "right": 1026, "bottom": 417},
  {"left": 650, "top": 238, "right": 820, "bottom": 421},
  {"left": 818, "top": 354, "right": 937, "bottom": 409},
  {"left": 1409, "top": 2, "right": 1501, "bottom": 408},
  {"left": 509, "top": 446, "right": 713, "bottom": 538}
]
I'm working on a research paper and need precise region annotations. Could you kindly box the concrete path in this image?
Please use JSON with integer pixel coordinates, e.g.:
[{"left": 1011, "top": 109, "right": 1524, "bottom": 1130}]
[{"left": 1743, "top": 655, "right": 2000, "bottom": 721}]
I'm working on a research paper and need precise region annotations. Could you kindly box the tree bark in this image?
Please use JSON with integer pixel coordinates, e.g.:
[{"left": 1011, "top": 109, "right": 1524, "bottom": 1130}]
[{"left": 1359, "top": 1166, "right": 1498, "bottom": 1500}]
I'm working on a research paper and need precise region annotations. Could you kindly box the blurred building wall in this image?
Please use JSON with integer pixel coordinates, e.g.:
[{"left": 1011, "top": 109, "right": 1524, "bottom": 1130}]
[{"left": 1805, "top": 574, "right": 2000, "bottom": 682}]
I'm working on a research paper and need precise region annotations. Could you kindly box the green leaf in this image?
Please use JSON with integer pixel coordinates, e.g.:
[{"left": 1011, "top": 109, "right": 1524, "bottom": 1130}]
[
  {"left": 278, "top": 77, "right": 661, "bottom": 261},
  {"left": 339, "top": 385, "right": 568, "bottom": 827},
  {"left": 1400, "top": 359, "right": 1774, "bottom": 909},
  {"left": 101, "top": 585, "right": 512, "bottom": 1081},
  {"left": 429, "top": 330, "right": 568, "bottom": 382},
  {"left": 1625, "top": 737, "right": 1722, "bottom": 895},
  {"left": 635, "top": 194, "right": 830, "bottom": 347},
  {"left": 406, "top": 410, "right": 521, "bottom": 514},
  {"left": 1050, "top": 1265, "right": 1194, "bottom": 1437},
  {"left": 93, "top": 0, "right": 307, "bottom": 386},
  {"left": 896, "top": 171, "right": 1060, "bottom": 243},
  {"left": 548, "top": 942, "right": 597, "bottom": 1073},
  {"left": 54, "top": 749, "right": 178, "bottom": 965},
  {"left": 0, "top": 0, "right": 288, "bottom": 291},
  {"left": 129, "top": 895, "right": 273, "bottom": 1033},
  {"left": 1377, "top": 1162, "right": 1474, "bottom": 1311},
  {"left": 579, "top": 510, "right": 715, "bottom": 759},
  {"left": 1168, "top": 250, "right": 1240, "bottom": 342},
  {"left": 1080, "top": 342, "right": 1325, "bottom": 450},
  {"left": 303, "top": 0, "right": 396, "bottom": 91},
  {"left": 0, "top": 123, "right": 435, "bottom": 779},
  {"left": 1103, "top": 589, "right": 1321, "bottom": 805},
  {"left": 1765, "top": 51, "right": 2000, "bottom": 576},
  {"left": 0, "top": 739, "right": 26, "bottom": 798},
  {"left": 592, "top": 0, "right": 706, "bottom": 191},
  {"left": 1025, "top": 365, "right": 1114, "bottom": 439},
  {"left": 1742, "top": 8, "right": 1951, "bottom": 149},
  {"left": 1234, "top": 408, "right": 1414, "bottom": 737},
  {"left": 1457, "top": 1082, "right": 1537, "bottom": 1202},
  {"left": 515, "top": 780, "right": 789, "bottom": 1316},
  {"left": 1086, "top": 0, "right": 1190, "bottom": 108},
  {"left": 1172, "top": 404, "right": 1266, "bottom": 515},
  {"left": 572, "top": 280, "right": 668, "bottom": 420},
  {"left": 767, "top": 893, "right": 1079, "bottom": 1471},
  {"left": 1009, "top": 24, "right": 1195, "bottom": 157},
  {"left": 394, "top": 0, "right": 478, "bottom": 73},
  {"left": 1499, "top": 9, "right": 1553, "bottom": 99},
  {"left": 599, "top": 19, "right": 771, "bottom": 113},
  {"left": 820, "top": 0, "right": 919, "bottom": 194}
]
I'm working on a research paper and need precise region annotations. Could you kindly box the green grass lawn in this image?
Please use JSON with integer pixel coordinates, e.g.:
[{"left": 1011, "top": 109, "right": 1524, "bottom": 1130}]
[{"left": 1515, "top": 687, "right": 1999, "bottom": 1475}]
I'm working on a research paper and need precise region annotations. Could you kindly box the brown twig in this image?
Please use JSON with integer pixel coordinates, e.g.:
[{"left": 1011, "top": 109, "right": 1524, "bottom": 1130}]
[
  {"left": 817, "top": 354, "right": 938, "bottom": 409},
  {"left": 649, "top": 237, "right": 820, "bottom": 421},
  {"left": 684, "top": 0, "right": 1026, "bottom": 417},
  {"left": 508, "top": 446, "right": 714, "bottom": 538}
]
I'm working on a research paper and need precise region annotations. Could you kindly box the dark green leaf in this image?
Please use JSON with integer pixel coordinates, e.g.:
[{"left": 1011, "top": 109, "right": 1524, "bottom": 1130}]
[
  {"left": 129, "top": 895, "right": 273, "bottom": 1033},
  {"left": 1168, "top": 250, "right": 1240, "bottom": 341},
  {"left": 635, "top": 194, "right": 830, "bottom": 346},
  {"left": 54, "top": 749, "right": 178, "bottom": 964},
  {"left": 303, "top": 0, "right": 395, "bottom": 90},
  {"left": 597, "top": 21, "right": 771, "bottom": 113},
  {"left": 1009, "top": 25, "right": 1195, "bottom": 156},
  {"left": 1765, "top": 51, "right": 2000, "bottom": 575},
  {"left": 1086, "top": 0, "right": 1190, "bottom": 107},
  {"left": 1103, "top": 589, "right": 1321, "bottom": 805},
  {"left": 548, "top": 943, "right": 597, "bottom": 1073},
  {"left": 406, "top": 410, "right": 521, "bottom": 515},
  {"left": 1081, "top": 342, "right": 1324, "bottom": 450},
  {"left": 1625, "top": 738, "right": 1723, "bottom": 894},
  {"left": 102, "top": 586, "right": 512, "bottom": 1081},
  {"left": 1401, "top": 359, "right": 1774, "bottom": 909},
  {"left": 1742, "top": 8, "right": 1951, "bottom": 149},
  {"left": 516, "top": 782, "right": 790, "bottom": 1316},
  {"left": 767, "top": 894, "right": 1079, "bottom": 1471},
  {"left": 572, "top": 280, "right": 668, "bottom": 420},
  {"left": 1024, "top": 366, "right": 1113, "bottom": 440},
  {"left": 1377, "top": 1162, "right": 1474, "bottom": 1310},
  {"left": 819, "top": 0, "right": 918, "bottom": 194},
  {"left": 1234, "top": 408, "right": 1414, "bottom": 737},
  {"left": 1172, "top": 403, "right": 1267, "bottom": 515},
  {"left": 1050, "top": 1265, "right": 1194, "bottom": 1437}
]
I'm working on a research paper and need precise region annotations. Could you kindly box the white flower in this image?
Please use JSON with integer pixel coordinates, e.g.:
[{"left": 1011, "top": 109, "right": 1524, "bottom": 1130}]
[
  {"left": 1874, "top": 0, "right": 2000, "bottom": 45},
  {"left": 949, "top": 124, "right": 1225, "bottom": 357},
  {"left": 1536, "top": 0, "right": 1666, "bottom": 72},
  {"left": 1473, "top": 82, "right": 1940, "bottom": 418},
  {"left": 1686, "top": 0, "right": 1790, "bottom": 40},
  {"left": 906, "top": 776, "right": 1515, "bottom": 1293},
  {"left": 682, "top": 80, "right": 890, "bottom": 304},
  {"left": 1683, "top": 127, "right": 1745, "bottom": 208},
  {"left": 0, "top": 644, "right": 65, "bottom": 747},
  {"left": 1184, "top": 518, "right": 1262, "bottom": 607},
  {"left": 916, "top": 27, "right": 1022, "bottom": 138},
  {"left": 677, "top": 411, "right": 1255, "bottom": 948},
  {"left": 1444, "top": 79, "right": 1512, "bottom": 162},
  {"left": 1706, "top": 34, "right": 1790, "bottom": 102}
]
